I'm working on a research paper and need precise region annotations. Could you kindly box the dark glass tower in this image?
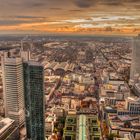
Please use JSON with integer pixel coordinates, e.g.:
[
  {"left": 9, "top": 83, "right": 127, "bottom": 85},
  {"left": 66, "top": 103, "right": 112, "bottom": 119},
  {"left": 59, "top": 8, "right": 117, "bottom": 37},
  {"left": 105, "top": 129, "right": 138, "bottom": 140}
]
[{"left": 23, "top": 62, "right": 45, "bottom": 140}]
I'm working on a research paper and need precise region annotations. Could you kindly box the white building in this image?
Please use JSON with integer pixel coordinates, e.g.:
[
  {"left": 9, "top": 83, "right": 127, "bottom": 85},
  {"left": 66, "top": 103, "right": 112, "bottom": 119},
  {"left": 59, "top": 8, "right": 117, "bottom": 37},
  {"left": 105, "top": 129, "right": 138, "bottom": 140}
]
[
  {"left": 2, "top": 55, "right": 25, "bottom": 127},
  {"left": 125, "top": 97, "right": 140, "bottom": 115}
]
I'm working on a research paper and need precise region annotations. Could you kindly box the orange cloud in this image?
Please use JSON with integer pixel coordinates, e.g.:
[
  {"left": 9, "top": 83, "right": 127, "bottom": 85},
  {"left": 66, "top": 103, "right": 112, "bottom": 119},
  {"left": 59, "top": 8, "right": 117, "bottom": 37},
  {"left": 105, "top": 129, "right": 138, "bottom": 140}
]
[{"left": 0, "top": 21, "right": 139, "bottom": 35}]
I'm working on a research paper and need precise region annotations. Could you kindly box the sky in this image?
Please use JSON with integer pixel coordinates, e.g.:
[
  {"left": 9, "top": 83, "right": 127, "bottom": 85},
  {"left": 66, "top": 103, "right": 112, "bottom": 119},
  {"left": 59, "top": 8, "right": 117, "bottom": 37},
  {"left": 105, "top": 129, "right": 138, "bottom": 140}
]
[{"left": 0, "top": 0, "right": 140, "bottom": 35}]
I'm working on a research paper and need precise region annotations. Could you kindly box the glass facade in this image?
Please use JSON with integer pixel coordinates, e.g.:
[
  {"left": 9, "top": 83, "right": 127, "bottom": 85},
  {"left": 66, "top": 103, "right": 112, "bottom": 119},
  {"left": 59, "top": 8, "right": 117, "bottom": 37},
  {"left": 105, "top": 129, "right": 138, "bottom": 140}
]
[{"left": 23, "top": 62, "right": 45, "bottom": 140}]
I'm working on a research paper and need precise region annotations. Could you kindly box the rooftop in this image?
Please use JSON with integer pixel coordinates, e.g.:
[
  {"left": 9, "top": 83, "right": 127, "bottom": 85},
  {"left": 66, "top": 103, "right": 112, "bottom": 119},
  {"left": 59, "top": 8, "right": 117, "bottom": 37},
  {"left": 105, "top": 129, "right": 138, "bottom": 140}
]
[{"left": 0, "top": 118, "right": 15, "bottom": 135}]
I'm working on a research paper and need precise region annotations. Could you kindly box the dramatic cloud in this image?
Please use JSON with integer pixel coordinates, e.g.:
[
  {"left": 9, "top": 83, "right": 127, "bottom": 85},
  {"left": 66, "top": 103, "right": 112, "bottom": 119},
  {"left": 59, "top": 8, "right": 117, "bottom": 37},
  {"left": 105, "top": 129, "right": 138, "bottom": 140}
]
[
  {"left": 73, "top": 0, "right": 97, "bottom": 8},
  {"left": 0, "top": 0, "right": 139, "bottom": 34},
  {"left": 15, "top": 16, "right": 46, "bottom": 19},
  {"left": 100, "top": 0, "right": 122, "bottom": 5},
  {"left": 0, "top": 20, "right": 27, "bottom": 26},
  {"left": 75, "top": 24, "right": 94, "bottom": 28}
]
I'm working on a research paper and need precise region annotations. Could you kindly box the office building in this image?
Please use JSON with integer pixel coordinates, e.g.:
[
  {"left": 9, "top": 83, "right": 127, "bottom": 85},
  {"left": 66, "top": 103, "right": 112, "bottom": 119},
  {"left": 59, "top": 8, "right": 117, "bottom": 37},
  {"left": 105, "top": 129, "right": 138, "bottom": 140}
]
[
  {"left": 125, "top": 97, "right": 140, "bottom": 114},
  {"left": 23, "top": 61, "right": 45, "bottom": 140},
  {"left": 20, "top": 41, "right": 31, "bottom": 61},
  {"left": 63, "top": 115, "right": 101, "bottom": 140},
  {"left": 63, "top": 115, "right": 77, "bottom": 140},
  {"left": 2, "top": 54, "right": 25, "bottom": 127},
  {"left": 130, "top": 35, "right": 140, "bottom": 80},
  {"left": 21, "top": 50, "right": 30, "bottom": 61}
]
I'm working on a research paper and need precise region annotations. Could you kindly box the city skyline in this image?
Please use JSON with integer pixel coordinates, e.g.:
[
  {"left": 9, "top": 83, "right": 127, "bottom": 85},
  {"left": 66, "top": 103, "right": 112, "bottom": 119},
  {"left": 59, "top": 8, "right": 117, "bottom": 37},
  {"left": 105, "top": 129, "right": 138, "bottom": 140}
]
[
  {"left": 0, "top": 0, "right": 140, "bottom": 35},
  {"left": 0, "top": 1, "right": 140, "bottom": 139},
  {"left": 0, "top": 34, "right": 140, "bottom": 140}
]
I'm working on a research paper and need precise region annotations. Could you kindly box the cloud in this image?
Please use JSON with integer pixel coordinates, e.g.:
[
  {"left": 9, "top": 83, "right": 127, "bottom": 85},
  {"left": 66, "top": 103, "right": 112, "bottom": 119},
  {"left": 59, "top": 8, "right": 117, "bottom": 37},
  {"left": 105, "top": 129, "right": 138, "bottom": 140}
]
[
  {"left": 75, "top": 24, "right": 94, "bottom": 28},
  {"left": 0, "top": 15, "right": 47, "bottom": 26},
  {"left": 105, "top": 26, "right": 113, "bottom": 31},
  {"left": 15, "top": 16, "right": 46, "bottom": 19},
  {"left": 72, "top": 0, "right": 126, "bottom": 8},
  {"left": 72, "top": 0, "right": 140, "bottom": 8},
  {"left": 73, "top": 0, "right": 97, "bottom": 8},
  {"left": 64, "top": 19, "right": 90, "bottom": 23},
  {"left": 0, "top": 19, "right": 34, "bottom": 26},
  {"left": 100, "top": 0, "right": 122, "bottom": 6},
  {"left": 50, "top": 8, "right": 62, "bottom": 10},
  {"left": 69, "top": 9, "right": 82, "bottom": 12},
  {"left": 0, "top": 0, "right": 139, "bottom": 34},
  {"left": 31, "top": 3, "right": 45, "bottom": 7},
  {"left": 134, "top": 4, "right": 140, "bottom": 9},
  {"left": 91, "top": 16, "right": 136, "bottom": 22},
  {"left": 124, "top": 0, "right": 140, "bottom": 2}
]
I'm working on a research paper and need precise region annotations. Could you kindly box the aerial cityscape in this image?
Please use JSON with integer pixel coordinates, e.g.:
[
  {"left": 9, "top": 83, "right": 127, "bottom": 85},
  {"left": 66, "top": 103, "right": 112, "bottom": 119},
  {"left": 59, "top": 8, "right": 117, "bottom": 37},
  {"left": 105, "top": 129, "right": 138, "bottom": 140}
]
[
  {"left": 0, "top": 35, "right": 139, "bottom": 140},
  {"left": 0, "top": 0, "right": 140, "bottom": 140}
]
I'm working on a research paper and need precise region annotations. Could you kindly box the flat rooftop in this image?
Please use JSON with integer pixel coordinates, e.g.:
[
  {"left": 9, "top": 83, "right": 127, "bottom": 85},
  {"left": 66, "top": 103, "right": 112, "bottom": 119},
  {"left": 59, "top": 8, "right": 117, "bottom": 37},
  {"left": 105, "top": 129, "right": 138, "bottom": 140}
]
[{"left": 0, "top": 118, "right": 15, "bottom": 134}]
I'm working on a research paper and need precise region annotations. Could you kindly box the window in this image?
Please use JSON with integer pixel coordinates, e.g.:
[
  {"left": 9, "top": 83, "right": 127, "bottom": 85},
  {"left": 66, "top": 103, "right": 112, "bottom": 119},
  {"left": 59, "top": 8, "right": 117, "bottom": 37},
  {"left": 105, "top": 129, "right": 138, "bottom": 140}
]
[
  {"left": 65, "top": 136, "right": 71, "bottom": 140},
  {"left": 93, "top": 128, "right": 98, "bottom": 131},
  {"left": 66, "top": 127, "right": 73, "bottom": 131}
]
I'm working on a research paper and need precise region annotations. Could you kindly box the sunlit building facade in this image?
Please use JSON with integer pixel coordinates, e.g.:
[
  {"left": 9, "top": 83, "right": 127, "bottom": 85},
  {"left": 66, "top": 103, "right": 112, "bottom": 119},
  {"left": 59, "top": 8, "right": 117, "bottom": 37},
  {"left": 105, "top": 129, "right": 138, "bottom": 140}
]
[{"left": 2, "top": 55, "right": 25, "bottom": 127}]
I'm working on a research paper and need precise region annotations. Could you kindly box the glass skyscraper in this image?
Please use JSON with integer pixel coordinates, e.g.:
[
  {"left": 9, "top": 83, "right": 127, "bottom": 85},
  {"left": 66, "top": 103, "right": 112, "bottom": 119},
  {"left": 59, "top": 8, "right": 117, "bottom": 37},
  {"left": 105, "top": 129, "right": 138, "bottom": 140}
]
[{"left": 23, "top": 61, "right": 45, "bottom": 140}]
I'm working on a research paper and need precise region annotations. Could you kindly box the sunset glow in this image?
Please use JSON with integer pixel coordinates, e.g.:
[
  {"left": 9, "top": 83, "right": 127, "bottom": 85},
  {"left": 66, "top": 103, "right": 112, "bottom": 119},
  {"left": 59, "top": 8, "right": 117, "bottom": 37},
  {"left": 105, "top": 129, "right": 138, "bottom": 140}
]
[{"left": 0, "top": 0, "right": 140, "bottom": 35}]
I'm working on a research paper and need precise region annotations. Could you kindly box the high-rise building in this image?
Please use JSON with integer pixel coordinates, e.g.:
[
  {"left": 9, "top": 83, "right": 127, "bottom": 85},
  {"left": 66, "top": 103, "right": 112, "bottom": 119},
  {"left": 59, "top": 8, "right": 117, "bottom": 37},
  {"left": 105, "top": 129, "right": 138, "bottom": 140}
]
[
  {"left": 23, "top": 61, "right": 45, "bottom": 140},
  {"left": 130, "top": 35, "right": 140, "bottom": 80},
  {"left": 2, "top": 54, "right": 25, "bottom": 127},
  {"left": 20, "top": 41, "right": 31, "bottom": 61},
  {"left": 21, "top": 50, "right": 30, "bottom": 61}
]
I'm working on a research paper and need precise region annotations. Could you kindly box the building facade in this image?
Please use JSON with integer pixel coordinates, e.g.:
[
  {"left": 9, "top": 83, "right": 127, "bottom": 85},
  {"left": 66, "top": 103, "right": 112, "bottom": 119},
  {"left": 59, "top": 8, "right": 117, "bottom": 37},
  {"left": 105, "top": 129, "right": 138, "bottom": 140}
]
[
  {"left": 23, "top": 61, "right": 45, "bottom": 140},
  {"left": 125, "top": 97, "right": 140, "bottom": 115},
  {"left": 130, "top": 35, "right": 140, "bottom": 80},
  {"left": 2, "top": 55, "right": 25, "bottom": 127}
]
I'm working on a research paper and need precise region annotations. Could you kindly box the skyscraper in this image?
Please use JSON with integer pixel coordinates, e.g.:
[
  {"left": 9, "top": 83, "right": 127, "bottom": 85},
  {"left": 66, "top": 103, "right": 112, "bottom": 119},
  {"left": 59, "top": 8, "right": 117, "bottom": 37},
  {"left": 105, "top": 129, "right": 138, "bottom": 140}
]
[
  {"left": 130, "top": 35, "right": 140, "bottom": 80},
  {"left": 23, "top": 61, "right": 45, "bottom": 140},
  {"left": 20, "top": 40, "right": 31, "bottom": 61},
  {"left": 2, "top": 54, "right": 25, "bottom": 127}
]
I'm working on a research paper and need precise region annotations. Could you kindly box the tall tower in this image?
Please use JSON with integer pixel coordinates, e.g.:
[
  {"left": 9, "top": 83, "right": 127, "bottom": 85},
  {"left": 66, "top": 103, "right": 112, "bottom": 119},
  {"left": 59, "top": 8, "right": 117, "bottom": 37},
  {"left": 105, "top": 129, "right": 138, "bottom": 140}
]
[
  {"left": 20, "top": 40, "right": 31, "bottom": 61},
  {"left": 130, "top": 35, "right": 140, "bottom": 80},
  {"left": 2, "top": 54, "right": 25, "bottom": 127},
  {"left": 23, "top": 61, "right": 45, "bottom": 140}
]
